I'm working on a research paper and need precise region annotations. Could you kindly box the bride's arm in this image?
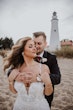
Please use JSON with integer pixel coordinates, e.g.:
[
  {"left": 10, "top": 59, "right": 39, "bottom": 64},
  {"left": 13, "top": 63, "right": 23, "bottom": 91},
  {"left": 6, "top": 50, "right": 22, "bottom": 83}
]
[
  {"left": 8, "top": 69, "right": 19, "bottom": 94},
  {"left": 41, "top": 65, "right": 53, "bottom": 96},
  {"left": 44, "top": 77, "right": 53, "bottom": 96}
]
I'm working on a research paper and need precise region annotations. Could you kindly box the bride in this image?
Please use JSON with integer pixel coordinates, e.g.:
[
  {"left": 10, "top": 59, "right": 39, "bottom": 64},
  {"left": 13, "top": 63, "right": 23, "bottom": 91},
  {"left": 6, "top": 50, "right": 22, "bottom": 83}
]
[{"left": 4, "top": 37, "right": 53, "bottom": 110}]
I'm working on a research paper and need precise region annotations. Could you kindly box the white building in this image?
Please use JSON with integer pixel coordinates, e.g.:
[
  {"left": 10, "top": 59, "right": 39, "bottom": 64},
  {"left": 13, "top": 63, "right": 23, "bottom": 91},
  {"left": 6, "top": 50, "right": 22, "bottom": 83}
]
[{"left": 49, "top": 12, "right": 61, "bottom": 51}]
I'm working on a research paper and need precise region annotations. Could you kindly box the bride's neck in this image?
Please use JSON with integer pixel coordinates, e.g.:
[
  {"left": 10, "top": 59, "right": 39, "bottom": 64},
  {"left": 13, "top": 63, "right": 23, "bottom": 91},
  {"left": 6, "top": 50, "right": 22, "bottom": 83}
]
[{"left": 23, "top": 56, "right": 35, "bottom": 67}]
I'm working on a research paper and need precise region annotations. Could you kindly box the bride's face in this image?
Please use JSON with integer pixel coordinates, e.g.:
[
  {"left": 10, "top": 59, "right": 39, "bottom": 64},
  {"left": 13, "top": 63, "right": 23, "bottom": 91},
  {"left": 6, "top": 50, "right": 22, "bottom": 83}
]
[{"left": 24, "top": 40, "right": 37, "bottom": 58}]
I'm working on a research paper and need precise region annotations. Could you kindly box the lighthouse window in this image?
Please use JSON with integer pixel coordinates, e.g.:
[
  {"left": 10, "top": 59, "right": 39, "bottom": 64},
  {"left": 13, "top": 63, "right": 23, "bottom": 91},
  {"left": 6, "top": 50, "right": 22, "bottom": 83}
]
[{"left": 54, "top": 30, "right": 56, "bottom": 32}]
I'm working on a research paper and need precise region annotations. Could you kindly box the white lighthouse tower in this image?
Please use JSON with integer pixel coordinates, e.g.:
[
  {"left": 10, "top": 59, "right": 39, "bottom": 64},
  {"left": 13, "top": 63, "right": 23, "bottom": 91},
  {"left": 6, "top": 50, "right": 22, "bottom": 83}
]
[{"left": 49, "top": 12, "right": 61, "bottom": 51}]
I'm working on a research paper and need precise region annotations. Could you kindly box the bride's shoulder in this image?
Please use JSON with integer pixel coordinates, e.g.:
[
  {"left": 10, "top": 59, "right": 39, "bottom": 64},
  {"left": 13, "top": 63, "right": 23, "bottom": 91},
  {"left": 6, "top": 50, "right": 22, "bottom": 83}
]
[
  {"left": 42, "top": 64, "right": 48, "bottom": 69},
  {"left": 35, "top": 62, "right": 48, "bottom": 69},
  {"left": 35, "top": 61, "right": 49, "bottom": 73},
  {"left": 42, "top": 64, "right": 50, "bottom": 73}
]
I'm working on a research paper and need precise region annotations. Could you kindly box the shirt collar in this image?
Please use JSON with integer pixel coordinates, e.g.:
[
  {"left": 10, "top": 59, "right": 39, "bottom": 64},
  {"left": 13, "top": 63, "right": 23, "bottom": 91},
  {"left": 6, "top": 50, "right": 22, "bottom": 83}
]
[{"left": 37, "top": 51, "right": 44, "bottom": 57}]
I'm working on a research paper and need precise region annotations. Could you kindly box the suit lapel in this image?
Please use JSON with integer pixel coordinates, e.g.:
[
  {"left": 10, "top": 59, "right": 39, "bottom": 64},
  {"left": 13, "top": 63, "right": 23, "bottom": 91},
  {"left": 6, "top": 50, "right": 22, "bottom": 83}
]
[{"left": 43, "top": 51, "right": 47, "bottom": 58}]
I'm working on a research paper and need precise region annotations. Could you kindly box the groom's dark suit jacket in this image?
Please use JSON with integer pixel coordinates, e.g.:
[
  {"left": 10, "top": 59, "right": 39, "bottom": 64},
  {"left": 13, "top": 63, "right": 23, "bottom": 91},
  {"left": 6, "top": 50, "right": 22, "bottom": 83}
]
[{"left": 42, "top": 51, "right": 61, "bottom": 106}]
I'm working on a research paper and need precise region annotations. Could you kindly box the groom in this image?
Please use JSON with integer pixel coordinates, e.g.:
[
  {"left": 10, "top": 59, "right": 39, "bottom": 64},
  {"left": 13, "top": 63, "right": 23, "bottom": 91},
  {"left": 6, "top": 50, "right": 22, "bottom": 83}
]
[
  {"left": 8, "top": 32, "right": 61, "bottom": 108},
  {"left": 33, "top": 32, "right": 61, "bottom": 107}
]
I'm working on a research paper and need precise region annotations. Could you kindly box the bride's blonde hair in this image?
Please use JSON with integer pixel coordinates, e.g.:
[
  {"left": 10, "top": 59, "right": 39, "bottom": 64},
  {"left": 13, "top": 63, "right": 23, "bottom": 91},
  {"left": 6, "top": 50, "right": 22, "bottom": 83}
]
[{"left": 4, "top": 37, "right": 32, "bottom": 71}]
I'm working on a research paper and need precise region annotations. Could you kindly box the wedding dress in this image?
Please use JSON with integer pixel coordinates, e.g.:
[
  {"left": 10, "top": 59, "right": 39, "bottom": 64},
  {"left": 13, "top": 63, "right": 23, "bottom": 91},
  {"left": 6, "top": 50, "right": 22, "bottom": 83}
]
[{"left": 13, "top": 81, "right": 50, "bottom": 110}]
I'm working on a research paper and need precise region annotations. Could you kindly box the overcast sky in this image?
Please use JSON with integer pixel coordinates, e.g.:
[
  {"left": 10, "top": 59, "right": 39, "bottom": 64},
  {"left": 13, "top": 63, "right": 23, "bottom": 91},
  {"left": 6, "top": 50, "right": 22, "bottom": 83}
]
[{"left": 0, "top": 0, "right": 73, "bottom": 44}]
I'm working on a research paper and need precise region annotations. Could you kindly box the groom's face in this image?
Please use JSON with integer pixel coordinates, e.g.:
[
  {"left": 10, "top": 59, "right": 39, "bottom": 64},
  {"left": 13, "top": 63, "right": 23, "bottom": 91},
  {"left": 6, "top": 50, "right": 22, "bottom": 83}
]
[{"left": 33, "top": 35, "right": 47, "bottom": 55}]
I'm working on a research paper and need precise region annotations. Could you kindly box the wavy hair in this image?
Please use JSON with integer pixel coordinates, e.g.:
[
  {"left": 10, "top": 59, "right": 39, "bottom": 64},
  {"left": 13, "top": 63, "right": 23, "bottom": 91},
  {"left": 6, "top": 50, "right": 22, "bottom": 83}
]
[{"left": 4, "top": 37, "right": 32, "bottom": 71}]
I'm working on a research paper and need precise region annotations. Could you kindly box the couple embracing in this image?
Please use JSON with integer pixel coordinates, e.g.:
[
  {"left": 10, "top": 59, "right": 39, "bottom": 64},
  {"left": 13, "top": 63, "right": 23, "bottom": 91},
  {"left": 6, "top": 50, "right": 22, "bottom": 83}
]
[{"left": 4, "top": 32, "right": 61, "bottom": 110}]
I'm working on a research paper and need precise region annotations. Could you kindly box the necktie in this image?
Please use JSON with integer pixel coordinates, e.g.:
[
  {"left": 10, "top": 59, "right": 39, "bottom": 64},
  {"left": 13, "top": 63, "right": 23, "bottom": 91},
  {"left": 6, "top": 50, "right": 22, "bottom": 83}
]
[{"left": 35, "top": 56, "right": 42, "bottom": 62}]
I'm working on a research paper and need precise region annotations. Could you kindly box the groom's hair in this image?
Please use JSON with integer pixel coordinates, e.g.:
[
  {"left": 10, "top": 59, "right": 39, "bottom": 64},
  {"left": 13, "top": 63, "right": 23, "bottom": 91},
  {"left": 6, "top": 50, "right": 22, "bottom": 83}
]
[{"left": 33, "top": 31, "right": 46, "bottom": 41}]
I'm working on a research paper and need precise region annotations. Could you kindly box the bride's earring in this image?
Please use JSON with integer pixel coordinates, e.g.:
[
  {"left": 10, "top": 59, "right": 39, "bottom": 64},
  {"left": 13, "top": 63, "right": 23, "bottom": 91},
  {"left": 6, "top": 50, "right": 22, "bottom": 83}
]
[{"left": 22, "top": 52, "right": 24, "bottom": 57}]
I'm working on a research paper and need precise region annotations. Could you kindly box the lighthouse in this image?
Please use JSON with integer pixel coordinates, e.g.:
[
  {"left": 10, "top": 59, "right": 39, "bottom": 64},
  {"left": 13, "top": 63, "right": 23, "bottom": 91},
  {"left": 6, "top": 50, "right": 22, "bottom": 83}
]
[{"left": 49, "top": 12, "right": 61, "bottom": 51}]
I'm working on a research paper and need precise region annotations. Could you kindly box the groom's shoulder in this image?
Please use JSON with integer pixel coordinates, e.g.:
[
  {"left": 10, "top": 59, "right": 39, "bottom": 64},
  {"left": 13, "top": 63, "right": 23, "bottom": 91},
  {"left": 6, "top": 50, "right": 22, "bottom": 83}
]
[{"left": 45, "top": 51, "right": 56, "bottom": 58}]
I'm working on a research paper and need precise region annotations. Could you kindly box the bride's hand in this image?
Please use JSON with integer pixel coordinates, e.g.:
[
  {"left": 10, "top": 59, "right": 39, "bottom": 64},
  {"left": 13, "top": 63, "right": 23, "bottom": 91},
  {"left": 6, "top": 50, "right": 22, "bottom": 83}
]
[{"left": 17, "top": 72, "right": 34, "bottom": 84}]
